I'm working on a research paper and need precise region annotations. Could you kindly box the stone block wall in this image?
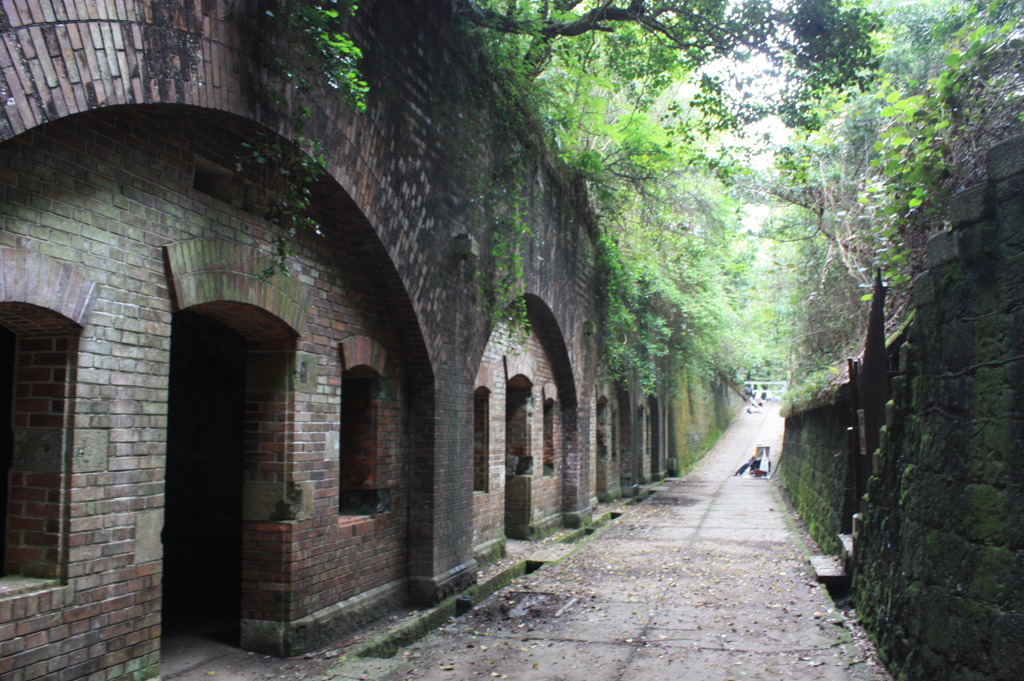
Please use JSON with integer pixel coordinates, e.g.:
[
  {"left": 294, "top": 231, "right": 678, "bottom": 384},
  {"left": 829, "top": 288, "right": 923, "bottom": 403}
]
[
  {"left": 668, "top": 371, "right": 744, "bottom": 477},
  {"left": 778, "top": 396, "right": 855, "bottom": 555},
  {"left": 784, "top": 136, "right": 1024, "bottom": 681},
  {"left": 852, "top": 135, "right": 1024, "bottom": 681}
]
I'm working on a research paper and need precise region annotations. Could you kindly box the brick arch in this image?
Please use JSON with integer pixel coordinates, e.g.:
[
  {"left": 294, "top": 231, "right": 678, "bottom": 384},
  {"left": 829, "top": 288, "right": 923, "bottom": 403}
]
[
  {"left": 0, "top": 10, "right": 436, "bottom": 378},
  {"left": 0, "top": 248, "right": 97, "bottom": 329},
  {"left": 503, "top": 355, "right": 535, "bottom": 386},
  {"left": 507, "top": 373, "right": 534, "bottom": 391},
  {"left": 0, "top": 5, "right": 249, "bottom": 141},
  {"left": 475, "top": 366, "right": 498, "bottom": 391},
  {"left": 164, "top": 239, "right": 309, "bottom": 339},
  {"left": 522, "top": 294, "right": 577, "bottom": 409},
  {"left": 340, "top": 335, "right": 388, "bottom": 374}
]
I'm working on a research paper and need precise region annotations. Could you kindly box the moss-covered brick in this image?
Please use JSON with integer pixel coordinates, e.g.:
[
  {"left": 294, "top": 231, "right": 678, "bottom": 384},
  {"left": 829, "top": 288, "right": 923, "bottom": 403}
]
[
  {"left": 990, "top": 611, "right": 1024, "bottom": 681},
  {"left": 967, "top": 544, "right": 1017, "bottom": 606},
  {"left": 976, "top": 413, "right": 1016, "bottom": 462}
]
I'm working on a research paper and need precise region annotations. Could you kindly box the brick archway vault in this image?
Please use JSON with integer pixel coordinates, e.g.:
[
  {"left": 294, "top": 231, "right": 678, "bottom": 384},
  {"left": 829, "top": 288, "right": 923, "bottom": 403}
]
[
  {"left": 163, "top": 238, "right": 310, "bottom": 337},
  {"left": 0, "top": 248, "right": 98, "bottom": 328}
]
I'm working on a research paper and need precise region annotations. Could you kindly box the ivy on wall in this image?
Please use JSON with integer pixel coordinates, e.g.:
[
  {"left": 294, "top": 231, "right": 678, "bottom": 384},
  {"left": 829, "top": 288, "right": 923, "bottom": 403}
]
[{"left": 235, "top": 0, "right": 369, "bottom": 276}]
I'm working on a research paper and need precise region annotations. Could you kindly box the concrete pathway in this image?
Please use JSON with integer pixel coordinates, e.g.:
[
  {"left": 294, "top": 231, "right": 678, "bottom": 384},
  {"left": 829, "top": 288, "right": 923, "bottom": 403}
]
[{"left": 390, "top": 403, "right": 884, "bottom": 681}]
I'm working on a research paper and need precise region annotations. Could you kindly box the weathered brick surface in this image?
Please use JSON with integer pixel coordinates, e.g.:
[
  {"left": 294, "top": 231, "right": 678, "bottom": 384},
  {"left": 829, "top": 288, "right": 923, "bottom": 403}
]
[
  {"left": 471, "top": 319, "right": 576, "bottom": 549},
  {"left": 0, "top": 1, "right": 742, "bottom": 679}
]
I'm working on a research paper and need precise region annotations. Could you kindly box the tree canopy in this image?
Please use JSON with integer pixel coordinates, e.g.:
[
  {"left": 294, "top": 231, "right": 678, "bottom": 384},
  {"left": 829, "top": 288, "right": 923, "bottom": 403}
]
[
  {"left": 458, "top": 0, "right": 878, "bottom": 129},
  {"left": 269, "top": 0, "right": 1022, "bottom": 391},
  {"left": 747, "top": 0, "right": 1024, "bottom": 394}
]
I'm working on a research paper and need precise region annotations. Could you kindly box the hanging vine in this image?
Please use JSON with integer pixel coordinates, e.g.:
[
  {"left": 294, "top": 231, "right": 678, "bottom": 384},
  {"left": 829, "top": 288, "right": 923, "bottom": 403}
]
[{"left": 235, "top": 0, "right": 369, "bottom": 276}]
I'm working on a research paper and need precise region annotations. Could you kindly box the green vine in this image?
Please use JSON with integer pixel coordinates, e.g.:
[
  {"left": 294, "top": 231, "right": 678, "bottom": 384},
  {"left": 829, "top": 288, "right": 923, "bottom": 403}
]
[
  {"left": 235, "top": 130, "right": 327, "bottom": 278},
  {"left": 443, "top": 61, "right": 539, "bottom": 338},
  {"left": 862, "top": 18, "right": 1021, "bottom": 285},
  {"left": 267, "top": 0, "right": 369, "bottom": 112},
  {"left": 488, "top": 203, "right": 533, "bottom": 336},
  {"left": 236, "top": 1, "right": 369, "bottom": 276},
  {"left": 594, "top": 231, "right": 676, "bottom": 395}
]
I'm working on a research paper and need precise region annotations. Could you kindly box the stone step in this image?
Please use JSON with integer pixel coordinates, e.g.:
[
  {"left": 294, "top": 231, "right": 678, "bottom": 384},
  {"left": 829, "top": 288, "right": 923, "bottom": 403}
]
[
  {"left": 839, "top": 532, "right": 855, "bottom": 574},
  {"left": 839, "top": 533, "right": 854, "bottom": 557},
  {"left": 809, "top": 555, "right": 849, "bottom": 588},
  {"left": 525, "top": 545, "right": 576, "bottom": 572}
]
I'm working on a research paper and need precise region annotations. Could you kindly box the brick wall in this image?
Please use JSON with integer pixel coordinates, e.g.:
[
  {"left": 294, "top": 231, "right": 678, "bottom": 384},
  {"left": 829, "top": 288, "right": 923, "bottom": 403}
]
[
  {"left": 0, "top": 0, "right": 727, "bottom": 678},
  {"left": 473, "top": 320, "right": 577, "bottom": 550},
  {"left": 5, "top": 331, "right": 74, "bottom": 580},
  {"left": 593, "top": 391, "right": 621, "bottom": 502},
  {"left": 472, "top": 336, "right": 508, "bottom": 563},
  {"left": 0, "top": 103, "right": 424, "bottom": 673}
]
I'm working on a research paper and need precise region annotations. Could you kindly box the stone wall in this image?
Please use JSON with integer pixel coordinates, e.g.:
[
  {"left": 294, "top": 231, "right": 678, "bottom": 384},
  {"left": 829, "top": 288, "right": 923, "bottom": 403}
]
[
  {"left": 668, "top": 371, "right": 744, "bottom": 477},
  {"left": 853, "top": 136, "right": 1024, "bottom": 681},
  {"left": 783, "top": 136, "right": 1024, "bottom": 681},
  {"left": 778, "top": 396, "right": 854, "bottom": 555}
]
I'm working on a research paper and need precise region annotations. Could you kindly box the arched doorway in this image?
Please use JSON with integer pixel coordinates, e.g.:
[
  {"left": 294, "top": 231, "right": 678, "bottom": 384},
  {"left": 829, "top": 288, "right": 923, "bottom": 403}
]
[
  {"left": 162, "top": 303, "right": 297, "bottom": 644},
  {"left": 162, "top": 310, "right": 247, "bottom": 638},
  {"left": 504, "top": 374, "right": 534, "bottom": 539}
]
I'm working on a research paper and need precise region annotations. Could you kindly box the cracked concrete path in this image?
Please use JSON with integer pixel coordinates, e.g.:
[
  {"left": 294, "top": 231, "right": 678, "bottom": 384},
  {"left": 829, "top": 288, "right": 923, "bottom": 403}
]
[{"left": 393, "top": 403, "right": 886, "bottom": 681}]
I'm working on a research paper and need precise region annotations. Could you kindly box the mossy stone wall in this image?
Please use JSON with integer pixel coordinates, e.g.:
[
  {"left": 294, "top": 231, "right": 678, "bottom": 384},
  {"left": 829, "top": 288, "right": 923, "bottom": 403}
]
[
  {"left": 852, "top": 135, "right": 1024, "bottom": 681},
  {"left": 779, "top": 397, "right": 855, "bottom": 555},
  {"left": 668, "top": 371, "right": 744, "bottom": 476}
]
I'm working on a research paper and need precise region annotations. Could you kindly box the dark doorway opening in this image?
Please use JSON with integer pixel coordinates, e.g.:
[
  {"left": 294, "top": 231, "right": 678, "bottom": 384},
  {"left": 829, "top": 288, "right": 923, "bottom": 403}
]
[
  {"left": 504, "top": 376, "right": 533, "bottom": 538},
  {"left": 163, "top": 310, "right": 246, "bottom": 642}
]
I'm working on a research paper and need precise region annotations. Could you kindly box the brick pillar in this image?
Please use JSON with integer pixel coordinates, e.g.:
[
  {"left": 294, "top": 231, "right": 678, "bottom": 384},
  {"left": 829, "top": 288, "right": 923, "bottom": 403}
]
[
  {"left": 595, "top": 397, "right": 609, "bottom": 501},
  {"left": 240, "top": 348, "right": 301, "bottom": 653},
  {"left": 473, "top": 388, "right": 490, "bottom": 492},
  {"left": 618, "top": 388, "right": 635, "bottom": 495}
]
